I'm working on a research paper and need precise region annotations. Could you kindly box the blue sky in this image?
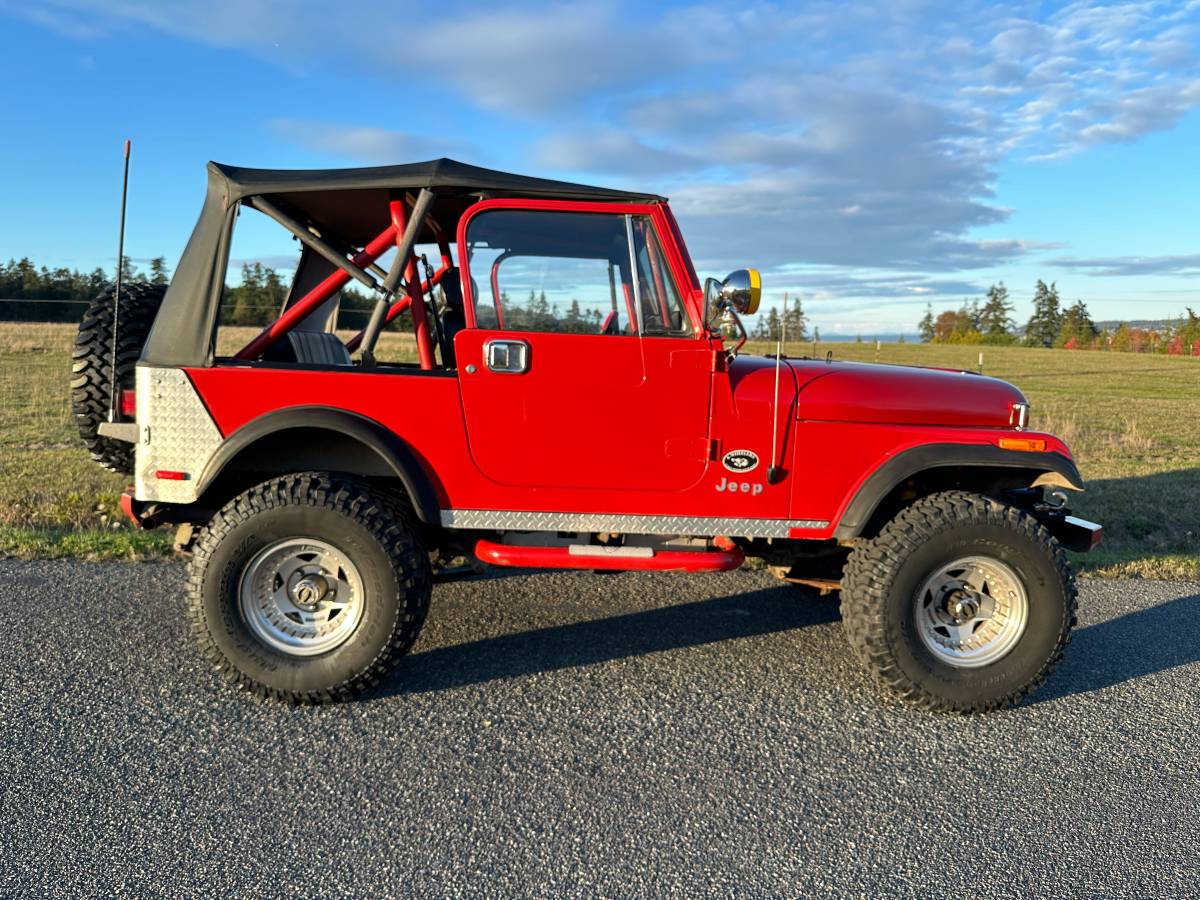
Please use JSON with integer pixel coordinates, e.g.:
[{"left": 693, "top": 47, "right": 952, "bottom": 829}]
[{"left": 1, "top": 0, "right": 1198, "bottom": 334}]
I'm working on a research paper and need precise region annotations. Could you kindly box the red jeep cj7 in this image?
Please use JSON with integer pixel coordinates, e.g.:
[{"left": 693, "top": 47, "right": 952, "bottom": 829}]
[{"left": 73, "top": 158, "right": 1101, "bottom": 710}]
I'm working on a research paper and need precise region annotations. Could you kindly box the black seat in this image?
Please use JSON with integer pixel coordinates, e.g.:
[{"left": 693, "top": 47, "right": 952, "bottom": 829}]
[{"left": 439, "top": 268, "right": 466, "bottom": 367}]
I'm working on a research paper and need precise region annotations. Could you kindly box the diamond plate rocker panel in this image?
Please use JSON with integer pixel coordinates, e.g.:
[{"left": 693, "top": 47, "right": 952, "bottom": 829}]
[
  {"left": 440, "top": 509, "right": 829, "bottom": 538},
  {"left": 135, "top": 366, "right": 223, "bottom": 504}
]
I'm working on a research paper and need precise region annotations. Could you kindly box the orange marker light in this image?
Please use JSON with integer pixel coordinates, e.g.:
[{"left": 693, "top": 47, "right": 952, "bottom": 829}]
[{"left": 998, "top": 437, "right": 1047, "bottom": 452}]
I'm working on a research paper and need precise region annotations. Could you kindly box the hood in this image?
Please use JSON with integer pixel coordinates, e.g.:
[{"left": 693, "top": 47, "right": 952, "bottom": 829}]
[{"left": 786, "top": 359, "right": 1025, "bottom": 428}]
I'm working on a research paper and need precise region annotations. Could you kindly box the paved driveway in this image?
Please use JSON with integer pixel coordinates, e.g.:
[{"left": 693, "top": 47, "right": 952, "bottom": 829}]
[{"left": 2, "top": 561, "right": 1197, "bottom": 897}]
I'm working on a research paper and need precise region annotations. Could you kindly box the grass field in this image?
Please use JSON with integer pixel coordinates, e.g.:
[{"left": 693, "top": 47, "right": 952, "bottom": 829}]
[{"left": 1, "top": 322, "right": 1197, "bottom": 577}]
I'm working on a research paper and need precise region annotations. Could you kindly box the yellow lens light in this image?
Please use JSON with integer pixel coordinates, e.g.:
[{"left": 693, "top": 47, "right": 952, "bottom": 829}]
[
  {"left": 745, "top": 269, "right": 762, "bottom": 315},
  {"left": 998, "top": 437, "right": 1047, "bottom": 452}
]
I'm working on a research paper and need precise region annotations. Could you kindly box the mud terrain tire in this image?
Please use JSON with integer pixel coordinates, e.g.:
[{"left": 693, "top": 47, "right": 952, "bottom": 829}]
[
  {"left": 187, "top": 473, "right": 432, "bottom": 703},
  {"left": 71, "top": 282, "right": 166, "bottom": 474},
  {"left": 841, "top": 490, "right": 1076, "bottom": 713}
]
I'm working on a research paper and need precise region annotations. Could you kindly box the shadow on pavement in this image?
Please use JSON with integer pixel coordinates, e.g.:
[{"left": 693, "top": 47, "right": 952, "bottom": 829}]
[
  {"left": 379, "top": 586, "right": 839, "bottom": 696},
  {"left": 1034, "top": 590, "right": 1200, "bottom": 704}
]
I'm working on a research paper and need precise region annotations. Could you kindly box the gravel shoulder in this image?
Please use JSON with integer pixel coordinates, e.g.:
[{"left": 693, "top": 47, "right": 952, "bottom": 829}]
[{"left": 2, "top": 562, "right": 1198, "bottom": 898}]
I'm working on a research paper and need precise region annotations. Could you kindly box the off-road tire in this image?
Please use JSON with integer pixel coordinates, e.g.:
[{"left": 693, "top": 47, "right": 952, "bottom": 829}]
[
  {"left": 841, "top": 490, "right": 1076, "bottom": 713},
  {"left": 71, "top": 282, "right": 166, "bottom": 473},
  {"left": 186, "top": 473, "right": 432, "bottom": 703}
]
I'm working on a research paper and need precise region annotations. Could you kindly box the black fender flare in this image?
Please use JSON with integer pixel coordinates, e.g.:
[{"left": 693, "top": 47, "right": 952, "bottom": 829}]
[
  {"left": 195, "top": 406, "right": 440, "bottom": 523},
  {"left": 834, "top": 443, "right": 1085, "bottom": 540}
]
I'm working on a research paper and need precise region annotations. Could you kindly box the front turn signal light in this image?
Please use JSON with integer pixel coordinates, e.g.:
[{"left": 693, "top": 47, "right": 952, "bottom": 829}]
[{"left": 998, "top": 437, "right": 1047, "bottom": 452}]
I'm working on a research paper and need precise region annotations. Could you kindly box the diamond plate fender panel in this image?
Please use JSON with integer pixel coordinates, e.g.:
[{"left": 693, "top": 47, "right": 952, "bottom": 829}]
[
  {"left": 439, "top": 509, "right": 829, "bottom": 539},
  {"left": 135, "top": 366, "right": 223, "bottom": 504}
]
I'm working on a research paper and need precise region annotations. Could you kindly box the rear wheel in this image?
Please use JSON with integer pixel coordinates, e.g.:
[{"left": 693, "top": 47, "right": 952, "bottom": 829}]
[
  {"left": 186, "top": 473, "right": 432, "bottom": 703},
  {"left": 71, "top": 282, "right": 165, "bottom": 473},
  {"left": 840, "top": 490, "right": 1076, "bottom": 712}
]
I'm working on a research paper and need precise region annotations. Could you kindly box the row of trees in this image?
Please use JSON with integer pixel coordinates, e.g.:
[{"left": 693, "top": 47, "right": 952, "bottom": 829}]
[
  {"left": 749, "top": 294, "right": 809, "bottom": 342},
  {"left": 0, "top": 256, "right": 401, "bottom": 332},
  {"left": 917, "top": 280, "right": 1200, "bottom": 354},
  {"left": 0, "top": 257, "right": 170, "bottom": 321},
  {"left": 4, "top": 256, "right": 1197, "bottom": 354}
]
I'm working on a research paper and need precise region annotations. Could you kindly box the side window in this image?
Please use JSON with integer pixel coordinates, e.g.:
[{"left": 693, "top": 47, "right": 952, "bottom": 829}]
[
  {"left": 631, "top": 217, "right": 692, "bottom": 336},
  {"left": 465, "top": 209, "right": 691, "bottom": 336}
]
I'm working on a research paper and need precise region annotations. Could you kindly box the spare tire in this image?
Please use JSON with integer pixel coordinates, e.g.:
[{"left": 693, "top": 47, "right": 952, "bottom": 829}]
[{"left": 71, "top": 282, "right": 166, "bottom": 474}]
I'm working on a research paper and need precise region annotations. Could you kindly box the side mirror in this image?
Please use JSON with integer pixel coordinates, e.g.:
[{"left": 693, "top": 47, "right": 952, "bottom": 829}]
[
  {"left": 705, "top": 269, "right": 762, "bottom": 328},
  {"left": 721, "top": 269, "right": 762, "bottom": 315}
]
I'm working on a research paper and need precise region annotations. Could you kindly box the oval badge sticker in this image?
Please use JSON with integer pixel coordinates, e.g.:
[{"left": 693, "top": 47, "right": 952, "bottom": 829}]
[{"left": 722, "top": 449, "right": 759, "bottom": 473}]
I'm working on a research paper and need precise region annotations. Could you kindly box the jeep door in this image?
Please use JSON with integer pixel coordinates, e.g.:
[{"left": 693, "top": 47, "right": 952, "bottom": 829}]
[{"left": 455, "top": 203, "right": 712, "bottom": 492}]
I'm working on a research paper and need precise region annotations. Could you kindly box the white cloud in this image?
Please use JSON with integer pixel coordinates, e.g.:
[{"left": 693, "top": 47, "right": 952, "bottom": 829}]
[
  {"left": 1048, "top": 254, "right": 1200, "bottom": 277},
  {"left": 534, "top": 130, "right": 704, "bottom": 176},
  {"left": 266, "top": 120, "right": 472, "bottom": 165}
]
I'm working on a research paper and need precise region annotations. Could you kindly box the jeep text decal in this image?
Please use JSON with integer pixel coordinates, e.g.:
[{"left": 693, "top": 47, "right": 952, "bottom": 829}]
[
  {"left": 722, "top": 449, "right": 759, "bottom": 473},
  {"left": 716, "top": 477, "right": 763, "bottom": 496}
]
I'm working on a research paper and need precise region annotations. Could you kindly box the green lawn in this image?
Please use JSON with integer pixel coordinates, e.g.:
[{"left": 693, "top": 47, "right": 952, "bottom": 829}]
[{"left": 2, "top": 323, "right": 1197, "bottom": 576}]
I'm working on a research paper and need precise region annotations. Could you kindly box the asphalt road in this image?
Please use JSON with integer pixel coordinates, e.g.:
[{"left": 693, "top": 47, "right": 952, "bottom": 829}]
[{"left": 2, "top": 561, "right": 1198, "bottom": 898}]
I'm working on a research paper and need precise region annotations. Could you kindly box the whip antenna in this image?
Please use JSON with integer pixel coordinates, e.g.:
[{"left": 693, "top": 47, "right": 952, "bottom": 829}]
[
  {"left": 108, "top": 139, "right": 132, "bottom": 422},
  {"left": 767, "top": 294, "right": 786, "bottom": 485}
]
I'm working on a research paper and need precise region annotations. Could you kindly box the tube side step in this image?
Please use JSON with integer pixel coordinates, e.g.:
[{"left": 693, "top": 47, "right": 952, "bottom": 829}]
[{"left": 474, "top": 539, "right": 744, "bottom": 572}]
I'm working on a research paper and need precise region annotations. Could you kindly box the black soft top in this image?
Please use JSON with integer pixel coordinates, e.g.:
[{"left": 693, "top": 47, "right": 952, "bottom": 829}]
[
  {"left": 141, "top": 158, "right": 664, "bottom": 368},
  {"left": 209, "top": 157, "right": 664, "bottom": 204}
]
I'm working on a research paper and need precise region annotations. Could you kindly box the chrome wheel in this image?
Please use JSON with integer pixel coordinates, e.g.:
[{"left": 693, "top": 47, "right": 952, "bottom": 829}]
[
  {"left": 914, "top": 555, "right": 1029, "bottom": 669},
  {"left": 238, "top": 538, "right": 365, "bottom": 657}
]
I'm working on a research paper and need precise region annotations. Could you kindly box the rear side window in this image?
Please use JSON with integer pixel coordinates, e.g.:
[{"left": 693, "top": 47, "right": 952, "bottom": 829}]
[{"left": 465, "top": 209, "right": 692, "bottom": 336}]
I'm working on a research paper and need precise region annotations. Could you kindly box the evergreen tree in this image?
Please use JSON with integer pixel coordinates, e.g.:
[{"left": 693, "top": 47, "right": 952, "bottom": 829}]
[
  {"left": 1056, "top": 299, "right": 1098, "bottom": 348},
  {"left": 149, "top": 257, "right": 171, "bottom": 285},
  {"left": 750, "top": 312, "right": 770, "bottom": 340},
  {"left": 978, "top": 282, "right": 1015, "bottom": 343},
  {"left": 782, "top": 294, "right": 808, "bottom": 342},
  {"left": 563, "top": 298, "right": 585, "bottom": 333},
  {"left": 762, "top": 305, "right": 781, "bottom": 341},
  {"left": 1175, "top": 307, "right": 1200, "bottom": 354},
  {"left": 918, "top": 303, "right": 935, "bottom": 343},
  {"left": 1024, "top": 280, "right": 1062, "bottom": 347}
]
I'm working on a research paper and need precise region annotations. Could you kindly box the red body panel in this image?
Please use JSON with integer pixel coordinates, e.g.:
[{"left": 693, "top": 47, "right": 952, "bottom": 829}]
[
  {"left": 454, "top": 330, "right": 712, "bottom": 492},
  {"left": 185, "top": 355, "right": 1064, "bottom": 538},
  {"left": 790, "top": 360, "right": 1023, "bottom": 427}
]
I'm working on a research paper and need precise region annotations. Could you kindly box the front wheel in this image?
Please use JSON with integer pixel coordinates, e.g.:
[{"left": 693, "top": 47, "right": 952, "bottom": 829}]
[
  {"left": 840, "top": 490, "right": 1076, "bottom": 713},
  {"left": 186, "top": 473, "right": 432, "bottom": 703}
]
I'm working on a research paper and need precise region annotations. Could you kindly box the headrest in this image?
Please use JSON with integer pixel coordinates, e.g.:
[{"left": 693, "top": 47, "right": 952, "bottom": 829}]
[{"left": 440, "top": 268, "right": 464, "bottom": 310}]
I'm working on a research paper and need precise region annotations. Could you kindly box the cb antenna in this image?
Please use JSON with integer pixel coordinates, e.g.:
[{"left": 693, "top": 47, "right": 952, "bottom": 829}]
[
  {"left": 108, "top": 139, "right": 132, "bottom": 422},
  {"left": 767, "top": 293, "right": 787, "bottom": 485}
]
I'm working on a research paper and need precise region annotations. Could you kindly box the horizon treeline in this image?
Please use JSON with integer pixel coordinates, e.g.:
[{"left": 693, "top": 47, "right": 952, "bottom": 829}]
[
  {"left": 0, "top": 256, "right": 400, "bottom": 331},
  {"left": 4, "top": 257, "right": 1198, "bottom": 355},
  {"left": 917, "top": 280, "right": 1200, "bottom": 355},
  {"left": 0, "top": 257, "right": 170, "bottom": 321}
]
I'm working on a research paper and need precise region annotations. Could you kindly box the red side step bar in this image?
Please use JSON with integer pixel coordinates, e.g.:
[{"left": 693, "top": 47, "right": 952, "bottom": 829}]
[{"left": 474, "top": 539, "right": 744, "bottom": 573}]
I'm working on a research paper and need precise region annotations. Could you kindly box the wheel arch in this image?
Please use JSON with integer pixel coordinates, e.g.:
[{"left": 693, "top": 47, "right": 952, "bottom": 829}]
[
  {"left": 194, "top": 407, "right": 441, "bottom": 523},
  {"left": 834, "top": 443, "right": 1085, "bottom": 541}
]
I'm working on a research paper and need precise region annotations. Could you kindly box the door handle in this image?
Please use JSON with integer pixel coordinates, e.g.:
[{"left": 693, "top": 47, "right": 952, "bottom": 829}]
[{"left": 484, "top": 339, "right": 530, "bottom": 374}]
